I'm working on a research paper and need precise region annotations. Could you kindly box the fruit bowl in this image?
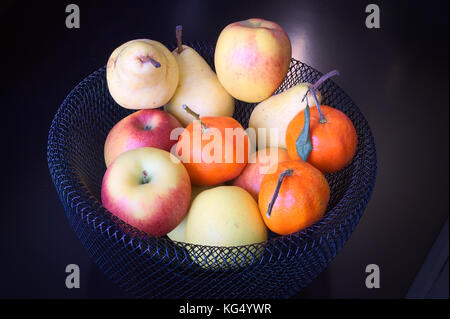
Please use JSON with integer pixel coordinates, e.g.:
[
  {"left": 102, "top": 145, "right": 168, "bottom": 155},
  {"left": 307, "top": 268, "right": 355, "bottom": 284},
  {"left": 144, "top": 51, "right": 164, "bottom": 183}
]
[{"left": 47, "top": 42, "right": 377, "bottom": 298}]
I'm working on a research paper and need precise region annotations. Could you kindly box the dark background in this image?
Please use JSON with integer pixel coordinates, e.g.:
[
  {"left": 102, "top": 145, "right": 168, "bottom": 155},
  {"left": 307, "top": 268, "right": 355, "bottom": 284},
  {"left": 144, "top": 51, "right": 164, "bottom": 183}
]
[{"left": 0, "top": 0, "right": 448, "bottom": 299}]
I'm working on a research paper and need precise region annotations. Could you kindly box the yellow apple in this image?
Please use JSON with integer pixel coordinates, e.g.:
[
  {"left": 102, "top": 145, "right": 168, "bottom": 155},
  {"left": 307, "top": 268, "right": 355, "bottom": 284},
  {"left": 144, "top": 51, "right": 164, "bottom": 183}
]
[
  {"left": 185, "top": 186, "right": 267, "bottom": 269},
  {"left": 214, "top": 18, "right": 292, "bottom": 103},
  {"left": 166, "top": 184, "right": 217, "bottom": 242}
]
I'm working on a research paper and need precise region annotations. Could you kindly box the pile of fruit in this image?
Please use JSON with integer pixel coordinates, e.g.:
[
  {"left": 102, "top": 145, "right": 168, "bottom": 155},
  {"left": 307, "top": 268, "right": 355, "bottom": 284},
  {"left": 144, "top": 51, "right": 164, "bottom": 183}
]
[{"left": 101, "top": 19, "right": 357, "bottom": 260}]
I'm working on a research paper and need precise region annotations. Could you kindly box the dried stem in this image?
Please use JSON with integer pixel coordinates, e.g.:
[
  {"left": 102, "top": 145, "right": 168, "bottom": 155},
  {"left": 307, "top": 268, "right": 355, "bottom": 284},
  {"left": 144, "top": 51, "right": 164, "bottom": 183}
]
[
  {"left": 266, "top": 169, "right": 294, "bottom": 218},
  {"left": 176, "top": 25, "right": 184, "bottom": 54},
  {"left": 182, "top": 104, "right": 208, "bottom": 130}
]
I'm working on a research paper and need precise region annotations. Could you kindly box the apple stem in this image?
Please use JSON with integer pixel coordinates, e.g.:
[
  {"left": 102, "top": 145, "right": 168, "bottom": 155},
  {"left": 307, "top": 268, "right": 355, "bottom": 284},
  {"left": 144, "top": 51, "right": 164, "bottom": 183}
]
[
  {"left": 182, "top": 104, "right": 208, "bottom": 130},
  {"left": 142, "top": 170, "right": 150, "bottom": 184},
  {"left": 266, "top": 169, "right": 294, "bottom": 218},
  {"left": 176, "top": 25, "right": 184, "bottom": 54}
]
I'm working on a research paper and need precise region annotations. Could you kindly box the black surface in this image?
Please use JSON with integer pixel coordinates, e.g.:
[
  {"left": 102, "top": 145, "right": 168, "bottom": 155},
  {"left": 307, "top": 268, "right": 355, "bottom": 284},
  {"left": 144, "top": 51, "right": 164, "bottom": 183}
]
[
  {"left": 406, "top": 219, "right": 448, "bottom": 298},
  {"left": 0, "top": 0, "right": 448, "bottom": 299}
]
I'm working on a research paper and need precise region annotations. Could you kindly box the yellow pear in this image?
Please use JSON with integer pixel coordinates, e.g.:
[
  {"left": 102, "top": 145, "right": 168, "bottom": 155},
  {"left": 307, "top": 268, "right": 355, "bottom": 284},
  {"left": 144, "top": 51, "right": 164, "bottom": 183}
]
[
  {"left": 107, "top": 39, "right": 179, "bottom": 109},
  {"left": 167, "top": 184, "right": 217, "bottom": 242},
  {"left": 248, "top": 83, "right": 322, "bottom": 149},
  {"left": 185, "top": 186, "right": 267, "bottom": 269},
  {"left": 164, "top": 26, "right": 234, "bottom": 126}
]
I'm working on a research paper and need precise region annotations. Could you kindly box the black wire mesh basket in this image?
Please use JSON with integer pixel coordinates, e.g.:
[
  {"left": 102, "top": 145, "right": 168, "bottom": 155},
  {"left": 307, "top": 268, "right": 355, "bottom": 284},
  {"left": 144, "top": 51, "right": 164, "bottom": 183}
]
[{"left": 47, "top": 42, "right": 377, "bottom": 298}]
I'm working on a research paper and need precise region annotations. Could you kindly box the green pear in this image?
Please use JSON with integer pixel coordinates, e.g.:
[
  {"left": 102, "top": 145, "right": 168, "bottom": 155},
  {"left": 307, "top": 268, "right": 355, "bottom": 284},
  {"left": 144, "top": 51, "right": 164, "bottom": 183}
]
[
  {"left": 164, "top": 26, "right": 234, "bottom": 127},
  {"left": 248, "top": 83, "right": 322, "bottom": 149}
]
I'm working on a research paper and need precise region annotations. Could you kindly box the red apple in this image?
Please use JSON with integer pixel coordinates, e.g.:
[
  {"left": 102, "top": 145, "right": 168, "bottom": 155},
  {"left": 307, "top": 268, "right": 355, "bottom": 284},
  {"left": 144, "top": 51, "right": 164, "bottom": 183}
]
[
  {"left": 214, "top": 18, "right": 292, "bottom": 103},
  {"left": 104, "top": 109, "right": 182, "bottom": 167},
  {"left": 101, "top": 147, "right": 191, "bottom": 237},
  {"left": 232, "top": 147, "right": 290, "bottom": 200}
]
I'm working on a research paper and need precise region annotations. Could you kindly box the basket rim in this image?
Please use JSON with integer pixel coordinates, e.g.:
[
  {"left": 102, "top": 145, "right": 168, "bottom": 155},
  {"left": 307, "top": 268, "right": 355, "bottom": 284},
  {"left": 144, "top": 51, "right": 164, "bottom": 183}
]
[{"left": 47, "top": 57, "right": 377, "bottom": 265}]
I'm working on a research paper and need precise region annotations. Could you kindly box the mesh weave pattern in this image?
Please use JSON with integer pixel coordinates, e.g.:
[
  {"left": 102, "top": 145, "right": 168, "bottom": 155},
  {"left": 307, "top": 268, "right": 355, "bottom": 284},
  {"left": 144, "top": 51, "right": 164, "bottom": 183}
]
[{"left": 47, "top": 42, "right": 377, "bottom": 298}]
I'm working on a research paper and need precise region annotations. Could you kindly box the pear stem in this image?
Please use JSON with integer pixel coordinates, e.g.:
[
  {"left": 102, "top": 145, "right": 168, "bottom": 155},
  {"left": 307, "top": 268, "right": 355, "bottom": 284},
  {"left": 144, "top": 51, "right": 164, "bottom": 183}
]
[
  {"left": 148, "top": 57, "right": 161, "bottom": 68},
  {"left": 138, "top": 55, "right": 161, "bottom": 68},
  {"left": 266, "top": 169, "right": 294, "bottom": 218},
  {"left": 176, "top": 25, "right": 184, "bottom": 54},
  {"left": 182, "top": 104, "right": 208, "bottom": 130}
]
